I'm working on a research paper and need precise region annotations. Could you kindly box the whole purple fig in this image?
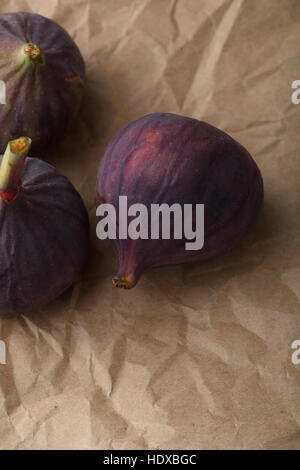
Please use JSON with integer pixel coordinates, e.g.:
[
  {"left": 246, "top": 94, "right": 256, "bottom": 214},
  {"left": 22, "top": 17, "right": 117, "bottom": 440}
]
[
  {"left": 0, "top": 137, "right": 89, "bottom": 314},
  {"left": 96, "top": 113, "right": 263, "bottom": 289},
  {"left": 0, "top": 12, "right": 85, "bottom": 153}
]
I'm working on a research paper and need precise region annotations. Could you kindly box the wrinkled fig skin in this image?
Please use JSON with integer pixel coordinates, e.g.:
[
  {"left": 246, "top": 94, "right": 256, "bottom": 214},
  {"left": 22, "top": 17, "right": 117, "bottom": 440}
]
[
  {"left": 0, "top": 12, "right": 85, "bottom": 153},
  {"left": 0, "top": 157, "right": 90, "bottom": 314},
  {"left": 96, "top": 113, "right": 263, "bottom": 288}
]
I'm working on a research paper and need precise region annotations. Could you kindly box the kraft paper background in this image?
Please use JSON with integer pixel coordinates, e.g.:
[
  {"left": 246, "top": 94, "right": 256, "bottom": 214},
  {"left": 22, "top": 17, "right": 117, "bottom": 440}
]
[{"left": 0, "top": 0, "right": 299, "bottom": 450}]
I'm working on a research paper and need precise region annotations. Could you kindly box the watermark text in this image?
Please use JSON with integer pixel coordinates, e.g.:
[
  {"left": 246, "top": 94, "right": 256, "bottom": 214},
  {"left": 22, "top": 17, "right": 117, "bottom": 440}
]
[
  {"left": 291, "top": 339, "right": 300, "bottom": 365},
  {"left": 96, "top": 196, "right": 204, "bottom": 251},
  {"left": 0, "top": 340, "right": 6, "bottom": 365},
  {"left": 0, "top": 80, "right": 6, "bottom": 104},
  {"left": 291, "top": 80, "right": 300, "bottom": 104}
]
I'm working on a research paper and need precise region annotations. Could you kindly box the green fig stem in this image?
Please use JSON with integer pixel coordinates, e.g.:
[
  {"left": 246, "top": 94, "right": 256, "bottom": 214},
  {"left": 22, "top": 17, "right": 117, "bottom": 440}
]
[
  {"left": 19, "top": 43, "right": 45, "bottom": 66},
  {"left": 0, "top": 137, "right": 32, "bottom": 192}
]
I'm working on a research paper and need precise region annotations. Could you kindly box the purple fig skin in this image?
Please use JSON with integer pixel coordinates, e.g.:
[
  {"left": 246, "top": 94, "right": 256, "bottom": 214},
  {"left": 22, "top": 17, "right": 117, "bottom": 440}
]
[
  {"left": 96, "top": 113, "right": 264, "bottom": 289},
  {"left": 0, "top": 153, "right": 90, "bottom": 314},
  {"left": 0, "top": 12, "right": 85, "bottom": 153}
]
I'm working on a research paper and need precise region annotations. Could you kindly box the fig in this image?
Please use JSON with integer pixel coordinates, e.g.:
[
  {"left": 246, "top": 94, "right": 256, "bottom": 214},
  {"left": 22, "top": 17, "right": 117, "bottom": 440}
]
[
  {"left": 0, "top": 137, "right": 89, "bottom": 314},
  {"left": 96, "top": 113, "right": 263, "bottom": 288},
  {"left": 0, "top": 12, "right": 85, "bottom": 153}
]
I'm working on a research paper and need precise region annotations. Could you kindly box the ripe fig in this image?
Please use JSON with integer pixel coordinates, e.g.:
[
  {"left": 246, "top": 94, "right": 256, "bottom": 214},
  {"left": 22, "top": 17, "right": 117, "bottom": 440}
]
[
  {"left": 0, "top": 137, "right": 89, "bottom": 314},
  {"left": 96, "top": 113, "right": 263, "bottom": 289},
  {"left": 0, "top": 12, "right": 85, "bottom": 153}
]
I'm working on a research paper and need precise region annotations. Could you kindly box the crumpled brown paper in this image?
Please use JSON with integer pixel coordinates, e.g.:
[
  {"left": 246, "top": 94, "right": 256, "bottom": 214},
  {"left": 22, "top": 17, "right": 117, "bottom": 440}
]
[{"left": 0, "top": 0, "right": 299, "bottom": 450}]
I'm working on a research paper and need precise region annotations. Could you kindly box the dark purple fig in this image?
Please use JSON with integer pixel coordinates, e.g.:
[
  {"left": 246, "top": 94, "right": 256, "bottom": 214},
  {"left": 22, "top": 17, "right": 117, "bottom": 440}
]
[
  {"left": 0, "top": 137, "right": 89, "bottom": 314},
  {"left": 96, "top": 113, "right": 263, "bottom": 289},
  {"left": 0, "top": 12, "right": 85, "bottom": 153}
]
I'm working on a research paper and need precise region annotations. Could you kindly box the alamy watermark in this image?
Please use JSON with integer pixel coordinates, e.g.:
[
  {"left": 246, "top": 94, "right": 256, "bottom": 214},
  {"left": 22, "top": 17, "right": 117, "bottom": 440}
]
[
  {"left": 0, "top": 340, "right": 6, "bottom": 365},
  {"left": 0, "top": 80, "right": 6, "bottom": 104},
  {"left": 291, "top": 339, "right": 300, "bottom": 365},
  {"left": 291, "top": 80, "right": 300, "bottom": 104},
  {"left": 96, "top": 196, "right": 204, "bottom": 250}
]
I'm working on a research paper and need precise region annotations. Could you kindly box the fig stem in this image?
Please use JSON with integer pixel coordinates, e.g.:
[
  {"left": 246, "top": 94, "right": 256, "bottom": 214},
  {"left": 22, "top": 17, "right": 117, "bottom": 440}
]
[
  {"left": 0, "top": 137, "right": 32, "bottom": 191},
  {"left": 19, "top": 43, "right": 45, "bottom": 66},
  {"left": 112, "top": 275, "right": 135, "bottom": 289}
]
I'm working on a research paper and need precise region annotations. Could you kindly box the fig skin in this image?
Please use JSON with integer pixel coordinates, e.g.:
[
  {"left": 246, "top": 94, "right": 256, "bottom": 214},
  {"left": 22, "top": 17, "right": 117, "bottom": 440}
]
[
  {"left": 0, "top": 12, "right": 85, "bottom": 153},
  {"left": 96, "top": 113, "right": 264, "bottom": 288},
  {"left": 0, "top": 138, "right": 90, "bottom": 314}
]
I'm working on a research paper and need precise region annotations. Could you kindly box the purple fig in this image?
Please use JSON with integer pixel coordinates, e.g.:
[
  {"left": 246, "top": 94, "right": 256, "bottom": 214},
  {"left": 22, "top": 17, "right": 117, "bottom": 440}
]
[
  {"left": 0, "top": 137, "right": 89, "bottom": 314},
  {"left": 96, "top": 113, "right": 263, "bottom": 289},
  {"left": 0, "top": 12, "right": 85, "bottom": 153}
]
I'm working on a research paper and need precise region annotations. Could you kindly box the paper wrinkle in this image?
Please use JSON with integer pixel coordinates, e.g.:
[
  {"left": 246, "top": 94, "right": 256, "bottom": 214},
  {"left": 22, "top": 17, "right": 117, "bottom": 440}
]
[
  {"left": 0, "top": 0, "right": 299, "bottom": 450},
  {"left": 182, "top": 0, "right": 244, "bottom": 113}
]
